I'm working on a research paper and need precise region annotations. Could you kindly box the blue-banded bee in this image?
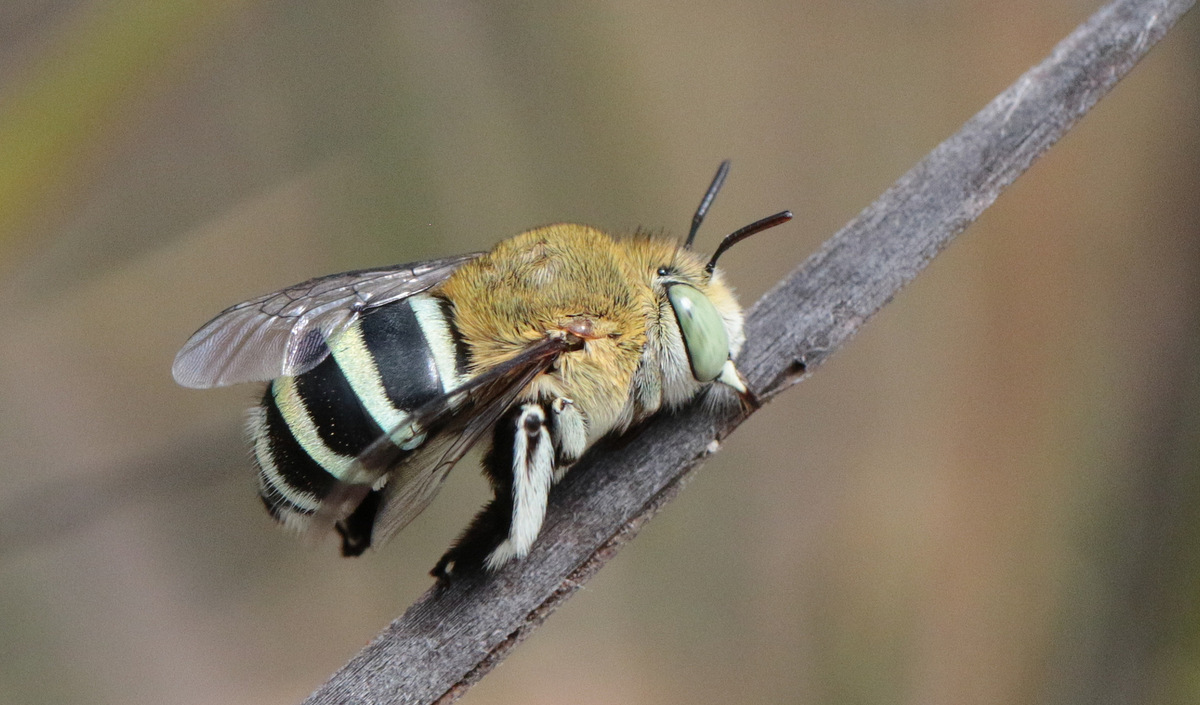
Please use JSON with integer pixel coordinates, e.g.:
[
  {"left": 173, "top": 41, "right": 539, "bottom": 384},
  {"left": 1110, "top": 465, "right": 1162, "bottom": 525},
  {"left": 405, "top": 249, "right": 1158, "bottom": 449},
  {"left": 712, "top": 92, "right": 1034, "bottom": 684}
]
[{"left": 173, "top": 162, "right": 790, "bottom": 580}]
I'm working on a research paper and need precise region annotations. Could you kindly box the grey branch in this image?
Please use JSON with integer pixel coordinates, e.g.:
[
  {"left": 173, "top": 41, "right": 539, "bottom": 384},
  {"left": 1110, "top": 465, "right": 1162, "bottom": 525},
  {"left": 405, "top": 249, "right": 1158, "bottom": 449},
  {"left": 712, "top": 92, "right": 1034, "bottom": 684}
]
[{"left": 303, "top": 0, "right": 1195, "bottom": 703}]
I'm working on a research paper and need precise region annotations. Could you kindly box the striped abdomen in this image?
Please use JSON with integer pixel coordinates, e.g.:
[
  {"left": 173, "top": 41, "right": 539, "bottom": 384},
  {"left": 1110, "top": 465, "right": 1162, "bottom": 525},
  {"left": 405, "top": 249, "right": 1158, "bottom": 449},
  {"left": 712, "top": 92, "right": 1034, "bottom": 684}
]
[{"left": 248, "top": 293, "right": 468, "bottom": 553}]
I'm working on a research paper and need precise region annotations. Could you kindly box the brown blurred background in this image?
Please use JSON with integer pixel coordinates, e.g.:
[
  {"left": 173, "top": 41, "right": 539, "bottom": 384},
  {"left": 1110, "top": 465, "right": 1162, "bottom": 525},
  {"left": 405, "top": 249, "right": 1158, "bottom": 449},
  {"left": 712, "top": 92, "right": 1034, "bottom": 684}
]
[{"left": 0, "top": 1, "right": 1197, "bottom": 704}]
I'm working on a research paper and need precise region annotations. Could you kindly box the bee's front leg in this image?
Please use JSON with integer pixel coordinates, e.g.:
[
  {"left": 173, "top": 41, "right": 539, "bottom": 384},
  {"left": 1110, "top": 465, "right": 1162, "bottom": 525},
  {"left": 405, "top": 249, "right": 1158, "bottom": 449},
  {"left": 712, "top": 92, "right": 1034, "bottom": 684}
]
[{"left": 433, "top": 399, "right": 565, "bottom": 582}]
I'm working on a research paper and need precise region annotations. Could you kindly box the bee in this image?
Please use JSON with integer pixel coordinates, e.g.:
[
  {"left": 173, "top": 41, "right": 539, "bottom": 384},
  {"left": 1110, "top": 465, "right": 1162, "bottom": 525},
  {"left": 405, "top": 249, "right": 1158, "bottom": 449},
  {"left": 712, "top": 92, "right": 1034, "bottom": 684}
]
[{"left": 173, "top": 162, "right": 790, "bottom": 580}]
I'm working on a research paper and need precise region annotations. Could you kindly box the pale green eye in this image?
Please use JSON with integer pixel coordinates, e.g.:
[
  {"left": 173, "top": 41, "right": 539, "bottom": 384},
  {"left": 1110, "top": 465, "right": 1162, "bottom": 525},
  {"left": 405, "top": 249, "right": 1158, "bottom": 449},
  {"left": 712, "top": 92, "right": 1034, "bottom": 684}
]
[{"left": 667, "top": 284, "right": 730, "bottom": 382}]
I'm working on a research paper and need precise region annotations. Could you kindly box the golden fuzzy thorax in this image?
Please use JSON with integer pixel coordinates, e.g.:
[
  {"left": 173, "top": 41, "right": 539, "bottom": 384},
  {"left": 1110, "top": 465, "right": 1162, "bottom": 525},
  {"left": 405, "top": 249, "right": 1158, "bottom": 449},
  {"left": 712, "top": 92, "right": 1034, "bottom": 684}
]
[{"left": 437, "top": 223, "right": 743, "bottom": 440}]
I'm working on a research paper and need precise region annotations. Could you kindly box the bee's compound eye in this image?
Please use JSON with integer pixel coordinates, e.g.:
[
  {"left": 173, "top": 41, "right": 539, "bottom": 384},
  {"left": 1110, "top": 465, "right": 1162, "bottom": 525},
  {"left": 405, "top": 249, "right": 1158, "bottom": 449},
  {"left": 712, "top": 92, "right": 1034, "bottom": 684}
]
[{"left": 666, "top": 284, "right": 730, "bottom": 382}]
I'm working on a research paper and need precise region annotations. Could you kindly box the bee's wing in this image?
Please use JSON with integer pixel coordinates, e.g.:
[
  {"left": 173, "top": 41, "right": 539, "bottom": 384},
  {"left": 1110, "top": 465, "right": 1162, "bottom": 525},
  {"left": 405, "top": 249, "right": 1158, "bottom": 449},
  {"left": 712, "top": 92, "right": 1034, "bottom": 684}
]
[
  {"left": 172, "top": 253, "right": 482, "bottom": 389},
  {"left": 315, "top": 334, "right": 582, "bottom": 546}
]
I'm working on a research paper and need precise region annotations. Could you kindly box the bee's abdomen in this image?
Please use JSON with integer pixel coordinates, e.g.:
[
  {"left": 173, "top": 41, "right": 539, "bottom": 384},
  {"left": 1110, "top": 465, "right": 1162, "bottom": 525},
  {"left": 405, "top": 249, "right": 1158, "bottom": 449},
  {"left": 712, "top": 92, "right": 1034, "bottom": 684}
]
[{"left": 249, "top": 294, "right": 467, "bottom": 532}]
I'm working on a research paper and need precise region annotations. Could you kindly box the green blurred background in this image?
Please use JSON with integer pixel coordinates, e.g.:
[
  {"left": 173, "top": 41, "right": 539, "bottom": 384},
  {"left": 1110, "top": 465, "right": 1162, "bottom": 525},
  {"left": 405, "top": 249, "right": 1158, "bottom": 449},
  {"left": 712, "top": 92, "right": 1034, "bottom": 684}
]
[{"left": 0, "top": 1, "right": 1197, "bottom": 704}]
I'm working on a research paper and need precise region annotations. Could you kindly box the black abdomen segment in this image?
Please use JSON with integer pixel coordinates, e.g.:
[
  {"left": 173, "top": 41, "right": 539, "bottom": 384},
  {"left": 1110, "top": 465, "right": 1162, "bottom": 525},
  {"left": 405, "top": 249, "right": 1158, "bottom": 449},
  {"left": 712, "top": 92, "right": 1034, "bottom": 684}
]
[{"left": 249, "top": 294, "right": 468, "bottom": 552}]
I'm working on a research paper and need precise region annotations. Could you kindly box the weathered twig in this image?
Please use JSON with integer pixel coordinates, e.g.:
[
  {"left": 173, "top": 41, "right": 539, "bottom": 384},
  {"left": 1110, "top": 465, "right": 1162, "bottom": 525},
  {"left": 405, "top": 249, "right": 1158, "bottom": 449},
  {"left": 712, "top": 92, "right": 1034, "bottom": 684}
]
[{"left": 303, "top": 0, "right": 1195, "bottom": 702}]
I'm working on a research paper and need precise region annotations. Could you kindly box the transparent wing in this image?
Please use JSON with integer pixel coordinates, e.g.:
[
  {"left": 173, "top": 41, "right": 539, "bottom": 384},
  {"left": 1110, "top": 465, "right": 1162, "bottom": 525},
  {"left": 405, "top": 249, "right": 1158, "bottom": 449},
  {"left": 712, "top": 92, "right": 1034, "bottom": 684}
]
[
  {"left": 172, "top": 253, "right": 481, "bottom": 389},
  {"left": 312, "top": 334, "right": 583, "bottom": 546}
]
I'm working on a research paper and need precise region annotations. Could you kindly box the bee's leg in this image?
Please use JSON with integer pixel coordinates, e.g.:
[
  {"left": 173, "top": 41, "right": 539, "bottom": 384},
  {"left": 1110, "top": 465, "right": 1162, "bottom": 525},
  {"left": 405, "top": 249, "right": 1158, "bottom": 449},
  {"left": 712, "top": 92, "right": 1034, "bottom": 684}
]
[
  {"left": 334, "top": 489, "right": 383, "bottom": 557},
  {"left": 548, "top": 396, "right": 586, "bottom": 482},
  {"left": 432, "top": 401, "right": 557, "bottom": 580},
  {"left": 484, "top": 400, "right": 554, "bottom": 570}
]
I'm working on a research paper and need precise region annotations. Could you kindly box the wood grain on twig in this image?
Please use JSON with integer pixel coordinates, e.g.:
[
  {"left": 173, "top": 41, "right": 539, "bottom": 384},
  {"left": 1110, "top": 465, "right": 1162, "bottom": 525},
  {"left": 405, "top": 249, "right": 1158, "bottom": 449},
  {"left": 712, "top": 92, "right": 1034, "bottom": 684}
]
[{"left": 303, "top": 1, "right": 1195, "bottom": 702}]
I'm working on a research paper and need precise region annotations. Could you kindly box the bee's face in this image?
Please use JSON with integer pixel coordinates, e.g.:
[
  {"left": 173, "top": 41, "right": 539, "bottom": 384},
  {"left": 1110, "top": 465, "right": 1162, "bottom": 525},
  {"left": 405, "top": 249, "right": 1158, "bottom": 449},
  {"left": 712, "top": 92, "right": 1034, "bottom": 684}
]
[{"left": 619, "top": 237, "right": 747, "bottom": 409}]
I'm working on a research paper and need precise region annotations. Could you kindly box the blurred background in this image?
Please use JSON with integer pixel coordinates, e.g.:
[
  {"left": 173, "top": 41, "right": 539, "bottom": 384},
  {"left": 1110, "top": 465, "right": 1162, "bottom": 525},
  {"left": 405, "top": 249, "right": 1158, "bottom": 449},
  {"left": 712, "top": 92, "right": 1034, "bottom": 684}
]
[{"left": 0, "top": 1, "right": 1197, "bottom": 704}]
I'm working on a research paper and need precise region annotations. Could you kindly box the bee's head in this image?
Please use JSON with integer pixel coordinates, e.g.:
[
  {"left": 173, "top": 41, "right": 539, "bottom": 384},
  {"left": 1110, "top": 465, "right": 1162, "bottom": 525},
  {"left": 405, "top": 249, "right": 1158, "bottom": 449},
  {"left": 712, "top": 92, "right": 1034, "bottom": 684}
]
[
  {"left": 624, "top": 161, "right": 791, "bottom": 407},
  {"left": 621, "top": 240, "right": 741, "bottom": 399}
]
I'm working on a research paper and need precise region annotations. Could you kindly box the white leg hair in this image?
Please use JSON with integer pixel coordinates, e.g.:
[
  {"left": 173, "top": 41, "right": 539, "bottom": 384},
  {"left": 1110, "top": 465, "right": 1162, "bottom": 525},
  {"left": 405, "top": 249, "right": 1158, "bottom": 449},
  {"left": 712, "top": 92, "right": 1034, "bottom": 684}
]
[
  {"left": 486, "top": 403, "right": 556, "bottom": 570},
  {"left": 550, "top": 396, "right": 586, "bottom": 482}
]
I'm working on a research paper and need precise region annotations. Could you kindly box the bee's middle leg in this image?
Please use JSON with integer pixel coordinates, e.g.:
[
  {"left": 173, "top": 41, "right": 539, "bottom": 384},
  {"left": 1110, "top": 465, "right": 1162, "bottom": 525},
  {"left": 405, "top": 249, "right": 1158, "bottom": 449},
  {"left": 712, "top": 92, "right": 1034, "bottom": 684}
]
[{"left": 432, "top": 400, "right": 561, "bottom": 581}]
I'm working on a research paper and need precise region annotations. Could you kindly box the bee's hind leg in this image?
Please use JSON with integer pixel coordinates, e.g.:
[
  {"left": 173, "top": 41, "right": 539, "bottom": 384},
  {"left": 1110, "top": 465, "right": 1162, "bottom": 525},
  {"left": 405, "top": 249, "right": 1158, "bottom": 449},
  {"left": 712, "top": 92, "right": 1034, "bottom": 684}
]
[
  {"left": 432, "top": 401, "right": 557, "bottom": 582},
  {"left": 335, "top": 489, "right": 383, "bottom": 557}
]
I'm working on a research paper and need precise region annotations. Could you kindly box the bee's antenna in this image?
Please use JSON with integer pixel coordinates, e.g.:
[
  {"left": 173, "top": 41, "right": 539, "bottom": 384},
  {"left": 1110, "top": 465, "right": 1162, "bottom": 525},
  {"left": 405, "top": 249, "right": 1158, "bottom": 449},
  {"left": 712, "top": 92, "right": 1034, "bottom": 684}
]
[
  {"left": 705, "top": 210, "right": 793, "bottom": 276},
  {"left": 684, "top": 160, "right": 731, "bottom": 249}
]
